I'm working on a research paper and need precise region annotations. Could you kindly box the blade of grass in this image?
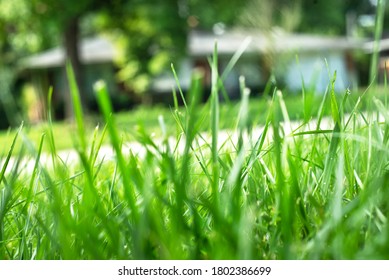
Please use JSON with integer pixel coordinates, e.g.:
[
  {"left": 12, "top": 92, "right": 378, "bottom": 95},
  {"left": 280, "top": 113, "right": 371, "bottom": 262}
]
[
  {"left": 46, "top": 86, "right": 57, "bottom": 167},
  {"left": 329, "top": 71, "right": 340, "bottom": 127},
  {"left": 22, "top": 133, "right": 45, "bottom": 214},
  {"left": 0, "top": 123, "right": 23, "bottom": 185},
  {"left": 66, "top": 62, "right": 87, "bottom": 152},
  {"left": 295, "top": 55, "right": 313, "bottom": 122},
  {"left": 220, "top": 37, "right": 252, "bottom": 82},
  {"left": 272, "top": 89, "right": 293, "bottom": 258},
  {"left": 94, "top": 80, "right": 139, "bottom": 223},
  {"left": 178, "top": 69, "right": 204, "bottom": 224},
  {"left": 171, "top": 63, "right": 188, "bottom": 111},
  {"left": 369, "top": 0, "right": 386, "bottom": 86},
  {"left": 210, "top": 42, "right": 220, "bottom": 210},
  {"left": 0, "top": 123, "right": 23, "bottom": 255}
]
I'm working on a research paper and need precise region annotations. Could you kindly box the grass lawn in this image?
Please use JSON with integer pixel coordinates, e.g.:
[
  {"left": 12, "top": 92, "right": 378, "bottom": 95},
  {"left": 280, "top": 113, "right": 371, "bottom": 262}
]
[
  {"left": 0, "top": 95, "right": 292, "bottom": 153},
  {"left": 0, "top": 86, "right": 373, "bottom": 154},
  {"left": 1, "top": 47, "right": 389, "bottom": 260},
  {"left": 2, "top": 0, "right": 389, "bottom": 260},
  {"left": 1, "top": 62, "right": 389, "bottom": 259}
]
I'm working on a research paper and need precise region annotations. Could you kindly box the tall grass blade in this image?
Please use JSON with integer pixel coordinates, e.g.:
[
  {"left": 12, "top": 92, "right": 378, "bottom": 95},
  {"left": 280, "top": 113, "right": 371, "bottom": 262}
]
[
  {"left": 295, "top": 55, "right": 313, "bottom": 122},
  {"left": 329, "top": 71, "right": 340, "bottom": 126},
  {"left": 272, "top": 90, "right": 293, "bottom": 258},
  {"left": 0, "top": 123, "right": 23, "bottom": 185},
  {"left": 45, "top": 86, "right": 59, "bottom": 170},
  {"left": 171, "top": 63, "right": 188, "bottom": 111},
  {"left": 178, "top": 69, "right": 203, "bottom": 222},
  {"left": 22, "top": 133, "right": 45, "bottom": 213},
  {"left": 369, "top": 0, "right": 386, "bottom": 85},
  {"left": 94, "top": 80, "right": 139, "bottom": 223},
  {"left": 210, "top": 42, "right": 220, "bottom": 209},
  {"left": 385, "top": 62, "right": 388, "bottom": 108},
  {"left": 220, "top": 37, "right": 252, "bottom": 82},
  {"left": 66, "top": 62, "right": 86, "bottom": 151}
]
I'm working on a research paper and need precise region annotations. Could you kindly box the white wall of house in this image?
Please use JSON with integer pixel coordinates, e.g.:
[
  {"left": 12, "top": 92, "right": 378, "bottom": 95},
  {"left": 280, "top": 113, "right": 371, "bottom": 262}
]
[
  {"left": 280, "top": 51, "right": 355, "bottom": 93},
  {"left": 183, "top": 51, "right": 356, "bottom": 97}
]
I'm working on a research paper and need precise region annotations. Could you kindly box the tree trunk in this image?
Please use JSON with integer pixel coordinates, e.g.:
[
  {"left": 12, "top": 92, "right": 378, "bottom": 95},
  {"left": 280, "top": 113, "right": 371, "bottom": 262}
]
[{"left": 63, "top": 16, "right": 87, "bottom": 119}]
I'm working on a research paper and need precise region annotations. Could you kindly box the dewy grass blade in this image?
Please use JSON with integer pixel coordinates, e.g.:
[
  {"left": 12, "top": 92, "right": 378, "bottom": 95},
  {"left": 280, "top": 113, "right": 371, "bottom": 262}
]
[
  {"left": 329, "top": 71, "right": 340, "bottom": 126},
  {"left": 321, "top": 121, "right": 341, "bottom": 195},
  {"left": 315, "top": 85, "right": 330, "bottom": 130}
]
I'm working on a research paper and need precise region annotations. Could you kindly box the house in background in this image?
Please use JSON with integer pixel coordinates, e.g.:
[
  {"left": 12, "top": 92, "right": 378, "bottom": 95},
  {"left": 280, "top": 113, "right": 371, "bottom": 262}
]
[
  {"left": 19, "top": 37, "right": 120, "bottom": 120},
  {"left": 185, "top": 29, "right": 362, "bottom": 97},
  {"left": 20, "top": 30, "right": 366, "bottom": 121},
  {"left": 365, "top": 37, "right": 389, "bottom": 83}
]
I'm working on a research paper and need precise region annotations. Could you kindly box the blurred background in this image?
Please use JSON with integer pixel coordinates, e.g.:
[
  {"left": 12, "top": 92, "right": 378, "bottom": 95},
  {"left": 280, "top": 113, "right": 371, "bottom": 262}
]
[{"left": 0, "top": 0, "right": 387, "bottom": 129}]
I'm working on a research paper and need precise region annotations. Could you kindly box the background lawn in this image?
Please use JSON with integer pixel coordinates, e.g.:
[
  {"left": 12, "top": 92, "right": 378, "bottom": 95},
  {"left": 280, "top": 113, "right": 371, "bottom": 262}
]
[{"left": 2, "top": 87, "right": 382, "bottom": 155}]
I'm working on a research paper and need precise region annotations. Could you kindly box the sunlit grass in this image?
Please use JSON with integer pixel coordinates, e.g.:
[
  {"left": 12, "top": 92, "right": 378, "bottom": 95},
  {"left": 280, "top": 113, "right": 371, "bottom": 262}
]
[
  {"left": 1, "top": 52, "right": 389, "bottom": 259},
  {"left": 2, "top": 4, "right": 389, "bottom": 257},
  {"left": 1, "top": 87, "right": 385, "bottom": 155}
]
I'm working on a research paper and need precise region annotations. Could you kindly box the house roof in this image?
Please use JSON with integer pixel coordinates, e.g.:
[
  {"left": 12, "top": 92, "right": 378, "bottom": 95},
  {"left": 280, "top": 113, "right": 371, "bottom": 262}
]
[
  {"left": 364, "top": 38, "right": 389, "bottom": 53},
  {"left": 20, "top": 37, "right": 116, "bottom": 69},
  {"left": 189, "top": 29, "right": 364, "bottom": 57}
]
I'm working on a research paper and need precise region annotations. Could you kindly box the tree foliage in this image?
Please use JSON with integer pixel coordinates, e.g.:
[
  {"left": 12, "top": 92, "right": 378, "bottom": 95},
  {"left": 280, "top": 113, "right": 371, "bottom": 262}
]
[
  {"left": 238, "top": 0, "right": 388, "bottom": 35},
  {"left": 186, "top": 0, "right": 245, "bottom": 29},
  {"left": 96, "top": 0, "right": 187, "bottom": 93}
]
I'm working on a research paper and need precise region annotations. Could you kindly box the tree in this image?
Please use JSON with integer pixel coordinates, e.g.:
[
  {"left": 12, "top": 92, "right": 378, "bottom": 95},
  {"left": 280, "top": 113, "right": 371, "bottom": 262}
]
[
  {"left": 28, "top": 0, "right": 130, "bottom": 118},
  {"left": 15, "top": 0, "right": 190, "bottom": 116},
  {"left": 1, "top": 0, "right": 191, "bottom": 120},
  {"left": 186, "top": 0, "right": 245, "bottom": 29},
  {"left": 1, "top": 0, "right": 108, "bottom": 119},
  {"left": 236, "top": 0, "right": 389, "bottom": 37},
  {"left": 2, "top": 0, "right": 384, "bottom": 125},
  {"left": 239, "top": 0, "right": 301, "bottom": 32},
  {"left": 96, "top": 0, "right": 188, "bottom": 94},
  {"left": 0, "top": 0, "right": 48, "bottom": 128}
]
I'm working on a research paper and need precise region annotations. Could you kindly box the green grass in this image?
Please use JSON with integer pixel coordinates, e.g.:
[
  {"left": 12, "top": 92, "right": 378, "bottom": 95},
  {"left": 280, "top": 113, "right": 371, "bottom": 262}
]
[
  {"left": 0, "top": 95, "right": 287, "bottom": 153},
  {"left": 0, "top": 87, "right": 385, "bottom": 155},
  {"left": 2, "top": 10, "right": 389, "bottom": 258},
  {"left": 1, "top": 59, "right": 389, "bottom": 259}
]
